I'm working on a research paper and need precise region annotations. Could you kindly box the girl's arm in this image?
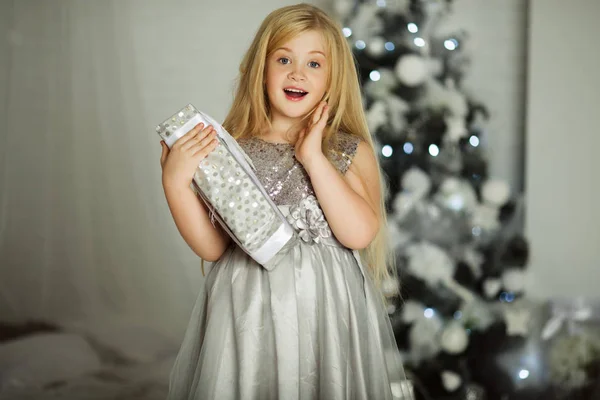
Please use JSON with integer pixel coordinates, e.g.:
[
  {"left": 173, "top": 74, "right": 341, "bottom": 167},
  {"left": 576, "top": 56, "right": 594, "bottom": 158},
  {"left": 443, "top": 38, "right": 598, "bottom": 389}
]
[
  {"left": 304, "top": 141, "right": 381, "bottom": 250},
  {"left": 163, "top": 181, "right": 232, "bottom": 262}
]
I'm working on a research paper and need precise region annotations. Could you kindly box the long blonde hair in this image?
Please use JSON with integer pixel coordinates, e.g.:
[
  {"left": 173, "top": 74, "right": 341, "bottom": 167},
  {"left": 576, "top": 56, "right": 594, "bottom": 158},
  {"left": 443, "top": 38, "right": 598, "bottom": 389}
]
[{"left": 220, "top": 3, "right": 398, "bottom": 297}]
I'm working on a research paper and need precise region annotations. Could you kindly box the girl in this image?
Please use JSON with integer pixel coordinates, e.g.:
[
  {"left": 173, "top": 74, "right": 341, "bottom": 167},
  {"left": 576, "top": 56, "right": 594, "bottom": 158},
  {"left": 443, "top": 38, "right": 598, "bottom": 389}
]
[{"left": 160, "top": 4, "right": 411, "bottom": 400}]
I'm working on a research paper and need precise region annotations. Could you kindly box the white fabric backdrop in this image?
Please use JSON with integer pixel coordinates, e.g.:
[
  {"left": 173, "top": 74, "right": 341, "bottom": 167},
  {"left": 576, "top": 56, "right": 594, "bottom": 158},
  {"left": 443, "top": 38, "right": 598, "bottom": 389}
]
[
  {"left": 0, "top": 0, "right": 531, "bottom": 343},
  {"left": 0, "top": 0, "right": 321, "bottom": 341}
]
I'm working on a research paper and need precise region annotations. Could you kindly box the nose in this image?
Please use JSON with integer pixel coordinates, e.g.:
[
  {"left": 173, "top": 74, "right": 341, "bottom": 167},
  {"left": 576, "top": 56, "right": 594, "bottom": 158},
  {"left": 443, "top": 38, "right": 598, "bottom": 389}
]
[{"left": 288, "top": 66, "right": 306, "bottom": 82}]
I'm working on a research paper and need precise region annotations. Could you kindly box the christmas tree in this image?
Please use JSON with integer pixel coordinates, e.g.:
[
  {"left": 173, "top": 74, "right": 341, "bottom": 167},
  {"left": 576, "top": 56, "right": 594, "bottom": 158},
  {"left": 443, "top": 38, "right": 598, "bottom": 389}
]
[{"left": 336, "top": 1, "right": 532, "bottom": 399}]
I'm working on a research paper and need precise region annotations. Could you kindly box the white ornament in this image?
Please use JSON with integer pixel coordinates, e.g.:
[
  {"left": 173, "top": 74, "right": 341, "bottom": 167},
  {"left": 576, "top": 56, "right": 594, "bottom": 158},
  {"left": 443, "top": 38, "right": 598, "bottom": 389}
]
[
  {"left": 405, "top": 241, "right": 475, "bottom": 303},
  {"left": 401, "top": 300, "right": 426, "bottom": 323},
  {"left": 472, "top": 204, "right": 499, "bottom": 231},
  {"left": 445, "top": 116, "right": 468, "bottom": 142},
  {"left": 444, "top": 83, "right": 468, "bottom": 117},
  {"left": 409, "top": 316, "right": 443, "bottom": 362},
  {"left": 381, "top": 276, "right": 399, "bottom": 297},
  {"left": 395, "top": 55, "right": 428, "bottom": 87},
  {"left": 462, "top": 247, "right": 484, "bottom": 278},
  {"left": 436, "top": 177, "right": 478, "bottom": 213},
  {"left": 504, "top": 307, "right": 531, "bottom": 336},
  {"left": 347, "top": 3, "right": 381, "bottom": 40},
  {"left": 366, "top": 101, "right": 387, "bottom": 133},
  {"left": 366, "top": 36, "right": 386, "bottom": 57},
  {"left": 393, "top": 192, "right": 418, "bottom": 222},
  {"left": 387, "top": 223, "right": 412, "bottom": 249},
  {"left": 401, "top": 167, "right": 431, "bottom": 200},
  {"left": 481, "top": 179, "right": 511, "bottom": 207},
  {"left": 483, "top": 278, "right": 502, "bottom": 298},
  {"left": 420, "top": 79, "right": 468, "bottom": 116},
  {"left": 406, "top": 242, "right": 455, "bottom": 285},
  {"left": 386, "top": 95, "right": 410, "bottom": 132},
  {"left": 502, "top": 268, "right": 526, "bottom": 293},
  {"left": 440, "top": 321, "right": 469, "bottom": 354},
  {"left": 441, "top": 370, "right": 462, "bottom": 392},
  {"left": 440, "top": 177, "right": 460, "bottom": 193},
  {"left": 460, "top": 300, "right": 496, "bottom": 330}
]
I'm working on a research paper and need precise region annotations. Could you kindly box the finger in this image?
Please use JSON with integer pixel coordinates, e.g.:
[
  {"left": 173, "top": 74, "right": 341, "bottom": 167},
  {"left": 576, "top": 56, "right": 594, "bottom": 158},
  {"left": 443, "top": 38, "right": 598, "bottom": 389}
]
[
  {"left": 295, "top": 128, "right": 306, "bottom": 148},
  {"left": 182, "top": 126, "right": 214, "bottom": 151},
  {"left": 190, "top": 129, "right": 218, "bottom": 153},
  {"left": 192, "top": 137, "right": 219, "bottom": 159},
  {"left": 311, "top": 106, "right": 320, "bottom": 125},
  {"left": 175, "top": 122, "right": 205, "bottom": 148},
  {"left": 313, "top": 106, "right": 328, "bottom": 133},
  {"left": 319, "top": 105, "right": 329, "bottom": 125},
  {"left": 312, "top": 101, "right": 326, "bottom": 125},
  {"left": 181, "top": 125, "right": 214, "bottom": 151},
  {"left": 298, "top": 128, "right": 306, "bottom": 140},
  {"left": 160, "top": 141, "right": 169, "bottom": 166}
]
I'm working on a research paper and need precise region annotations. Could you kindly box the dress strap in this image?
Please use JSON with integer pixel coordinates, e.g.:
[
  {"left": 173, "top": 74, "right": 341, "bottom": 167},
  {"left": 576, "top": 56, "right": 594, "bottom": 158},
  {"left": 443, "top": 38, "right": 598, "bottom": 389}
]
[{"left": 328, "top": 132, "right": 362, "bottom": 175}]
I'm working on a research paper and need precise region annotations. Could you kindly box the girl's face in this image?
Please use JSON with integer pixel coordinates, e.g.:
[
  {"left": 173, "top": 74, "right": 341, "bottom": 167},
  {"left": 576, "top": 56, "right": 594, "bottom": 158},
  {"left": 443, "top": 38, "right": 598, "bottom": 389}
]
[{"left": 265, "top": 30, "right": 329, "bottom": 124}]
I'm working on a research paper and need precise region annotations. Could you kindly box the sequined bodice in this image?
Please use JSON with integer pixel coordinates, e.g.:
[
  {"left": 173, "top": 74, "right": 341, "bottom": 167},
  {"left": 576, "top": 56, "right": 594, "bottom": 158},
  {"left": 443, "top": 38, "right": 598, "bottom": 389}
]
[{"left": 237, "top": 133, "right": 361, "bottom": 206}]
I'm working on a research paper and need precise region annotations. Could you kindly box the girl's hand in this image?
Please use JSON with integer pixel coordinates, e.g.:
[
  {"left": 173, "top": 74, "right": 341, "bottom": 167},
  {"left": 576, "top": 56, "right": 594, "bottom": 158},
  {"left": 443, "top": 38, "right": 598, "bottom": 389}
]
[
  {"left": 160, "top": 123, "right": 219, "bottom": 189},
  {"left": 295, "top": 101, "right": 329, "bottom": 167}
]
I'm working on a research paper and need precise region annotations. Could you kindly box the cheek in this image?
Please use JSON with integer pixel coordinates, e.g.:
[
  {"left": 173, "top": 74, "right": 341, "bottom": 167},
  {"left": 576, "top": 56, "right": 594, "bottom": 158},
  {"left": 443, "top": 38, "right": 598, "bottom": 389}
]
[
  {"left": 312, "top": 72, "right": 329, "bottom": 94},
  {"left": 265, "top": 69, "right": 283, "bottom": 91},
  {"left": 264, "top": 75, "right": 277, "bottom": 96}
]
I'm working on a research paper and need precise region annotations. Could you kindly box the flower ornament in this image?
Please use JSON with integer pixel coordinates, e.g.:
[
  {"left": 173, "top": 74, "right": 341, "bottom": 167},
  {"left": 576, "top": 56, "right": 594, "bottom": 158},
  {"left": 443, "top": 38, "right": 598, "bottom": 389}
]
[{"left": 286, "top": 195, "right": 332, "bottom": 243}]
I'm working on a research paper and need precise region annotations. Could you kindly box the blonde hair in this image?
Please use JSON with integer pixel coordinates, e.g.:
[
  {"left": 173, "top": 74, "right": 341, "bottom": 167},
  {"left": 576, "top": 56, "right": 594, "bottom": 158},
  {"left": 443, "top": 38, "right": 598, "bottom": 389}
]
[{"left": 218, "top": 3, "right": 398, "bottom": 298}]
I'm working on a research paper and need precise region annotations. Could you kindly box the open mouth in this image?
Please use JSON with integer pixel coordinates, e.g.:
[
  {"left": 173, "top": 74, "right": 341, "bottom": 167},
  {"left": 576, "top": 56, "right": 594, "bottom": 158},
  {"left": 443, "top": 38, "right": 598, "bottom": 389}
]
[{"left": 283, "top": 88, "right": 308, "bottom": 100}]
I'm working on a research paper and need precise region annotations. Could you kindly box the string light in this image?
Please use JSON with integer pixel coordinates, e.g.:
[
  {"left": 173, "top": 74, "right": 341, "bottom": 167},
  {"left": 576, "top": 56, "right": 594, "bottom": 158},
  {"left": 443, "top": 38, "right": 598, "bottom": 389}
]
[
  {"left": 355, "top": 40, "right": 366, "bottom": 50},
  {"left": 444, "top": 38, "right": 458, "bottom": 50},
  {"left": 403, "top": 142, "right": 414, "bottom": 154},
  {"left": 428, "top": 144, "right": 439, "bottom": 156},
  {"left": 414, "top": 37, "right": 426, "bottom": 47},
  {"left": 342, "top": 27, "right": 352, "bottom": 38},
  {"left": 381, "top": 145, "right": 393, "bottom": 157},
  {"left": 500, "top": 292, "right": 515, "bottom": 303},
  {"left": 369, "top": 70, "right": 381, "bottom": 81},
  {"left": 519, "top": 369, "right": 530, "bottom": 379},
  {"left": 407, "top": 23, "right": 418, "bottom": 33},
  {"left": 384, "top": 41, "right": 395, "bottom": 51}
]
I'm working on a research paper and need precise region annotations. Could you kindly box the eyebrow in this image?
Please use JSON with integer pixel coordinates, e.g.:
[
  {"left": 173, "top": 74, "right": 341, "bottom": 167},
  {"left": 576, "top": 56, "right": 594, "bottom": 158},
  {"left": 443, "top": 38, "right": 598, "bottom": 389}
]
[{"left": 276, "top": 47, "right": 326, "bottom": 57}]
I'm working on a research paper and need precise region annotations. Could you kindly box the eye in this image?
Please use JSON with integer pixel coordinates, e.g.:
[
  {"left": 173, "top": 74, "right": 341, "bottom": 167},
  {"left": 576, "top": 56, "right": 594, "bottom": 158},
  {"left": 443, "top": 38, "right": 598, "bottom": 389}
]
[
  {"left": 308, "top": 61, "right": 320, "bottom": 68},
  {"left": 277, "top": 57, "right": 291, "bottom": 65}
]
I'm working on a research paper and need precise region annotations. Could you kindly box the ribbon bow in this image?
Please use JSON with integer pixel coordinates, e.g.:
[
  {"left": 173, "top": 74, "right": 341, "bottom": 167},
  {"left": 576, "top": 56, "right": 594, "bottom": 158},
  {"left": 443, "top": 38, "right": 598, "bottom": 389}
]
[{"left": 541, "top": 298, "right": 599, "bottom": 341}]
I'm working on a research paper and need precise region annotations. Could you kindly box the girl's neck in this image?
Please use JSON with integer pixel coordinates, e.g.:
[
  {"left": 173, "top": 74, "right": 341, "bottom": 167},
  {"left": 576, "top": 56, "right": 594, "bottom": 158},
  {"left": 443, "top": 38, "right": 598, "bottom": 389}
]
[{"left": 264, "top": 115, "right": 303, "bottom": 144}]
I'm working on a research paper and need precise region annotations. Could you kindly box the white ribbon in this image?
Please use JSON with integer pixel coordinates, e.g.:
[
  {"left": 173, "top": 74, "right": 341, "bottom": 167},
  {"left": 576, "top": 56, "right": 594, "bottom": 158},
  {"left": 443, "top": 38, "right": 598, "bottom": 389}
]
[
  {"left": 541, "top": 298, "right": 598, "bottom": 341},
  {"left": 161, "top": 104, "right": 294, "bottom": 267}
]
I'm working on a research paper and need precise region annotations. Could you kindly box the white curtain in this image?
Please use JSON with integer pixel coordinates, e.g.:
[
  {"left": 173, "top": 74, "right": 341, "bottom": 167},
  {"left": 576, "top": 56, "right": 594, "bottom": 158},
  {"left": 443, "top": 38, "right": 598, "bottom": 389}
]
[
  {"left": 0, "top": 0, "right": 214, "bottom": 341},
  {"left": 0, "top": 0, "right": 323, "bottom": 343}
]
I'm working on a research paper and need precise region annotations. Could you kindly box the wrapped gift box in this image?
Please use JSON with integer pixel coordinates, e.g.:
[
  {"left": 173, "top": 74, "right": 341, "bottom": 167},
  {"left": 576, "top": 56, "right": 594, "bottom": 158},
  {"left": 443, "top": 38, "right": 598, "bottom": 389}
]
[{"left": 156, "top": 104, "right": 294, "bottom": 268}]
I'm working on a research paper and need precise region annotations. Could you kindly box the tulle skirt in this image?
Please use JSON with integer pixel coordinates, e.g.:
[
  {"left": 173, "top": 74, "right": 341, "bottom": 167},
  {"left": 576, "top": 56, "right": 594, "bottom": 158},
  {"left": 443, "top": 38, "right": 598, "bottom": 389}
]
[{"left": 167, "top": 217, "right": 411, "bottom": 400}]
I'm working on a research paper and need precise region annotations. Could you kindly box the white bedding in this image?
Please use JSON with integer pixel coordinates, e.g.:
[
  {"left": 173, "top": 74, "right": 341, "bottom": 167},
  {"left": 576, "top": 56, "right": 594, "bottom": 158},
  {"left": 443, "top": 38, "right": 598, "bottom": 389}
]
[
  {"left": 0, "top": 353, "right": 174, "bottom": 400},
  {"left": 0, "top": 324, "right": 179, "bottom": 400}
]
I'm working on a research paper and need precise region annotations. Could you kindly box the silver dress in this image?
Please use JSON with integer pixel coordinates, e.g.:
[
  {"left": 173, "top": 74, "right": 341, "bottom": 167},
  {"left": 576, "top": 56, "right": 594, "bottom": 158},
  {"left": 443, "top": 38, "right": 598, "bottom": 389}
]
[{"left": 167, "top": 133, "right": 412, "bottom": 400}]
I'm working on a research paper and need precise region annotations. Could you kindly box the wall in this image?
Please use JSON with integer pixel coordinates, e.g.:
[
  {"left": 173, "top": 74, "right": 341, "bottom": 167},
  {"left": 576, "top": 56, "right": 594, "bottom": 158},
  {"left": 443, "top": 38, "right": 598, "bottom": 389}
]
[
  {"left": 446, "top": 0, "right": 528, "bottom": 192},
  {"left": 525, "top": 0, "right": 600, "bottom": 298}
]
